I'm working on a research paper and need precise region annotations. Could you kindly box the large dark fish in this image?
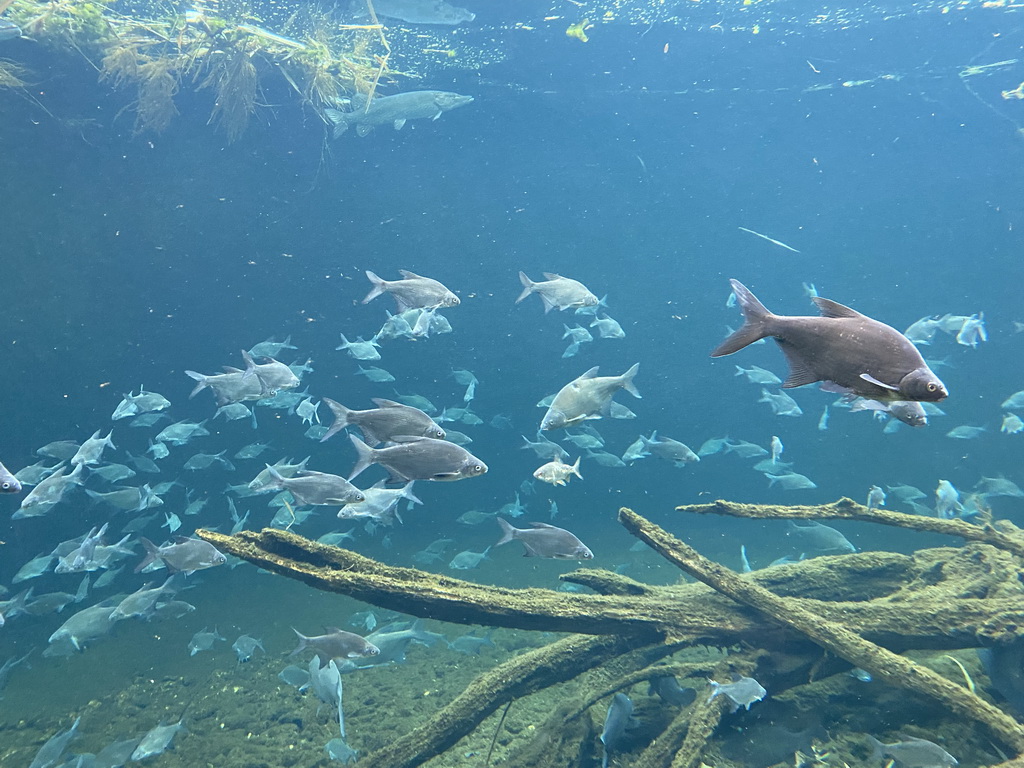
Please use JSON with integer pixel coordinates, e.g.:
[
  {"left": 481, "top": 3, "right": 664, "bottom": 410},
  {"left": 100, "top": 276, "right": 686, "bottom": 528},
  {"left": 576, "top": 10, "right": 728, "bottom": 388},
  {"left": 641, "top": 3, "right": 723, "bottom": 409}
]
[
  {"left": 711, "top": 279, "right": 948, "bottom": 403},
  {"left": 0, "top": 460, "right": 22, "bottom": 493}
]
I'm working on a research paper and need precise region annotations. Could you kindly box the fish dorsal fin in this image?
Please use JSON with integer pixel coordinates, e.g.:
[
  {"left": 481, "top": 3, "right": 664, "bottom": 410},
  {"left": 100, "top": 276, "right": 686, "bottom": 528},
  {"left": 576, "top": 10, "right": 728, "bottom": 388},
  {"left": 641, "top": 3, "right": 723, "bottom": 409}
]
[
  {"left": 578, "top": 366, "right": 600, "bottom": 380},
  {"left": 542, "top": 272, "right": 563, "bottom": 281},
  {"left": 394, "top": 118, "right": 407, "bottom": 130},
  {"left": 371, "top": 398, "right": 404, "bottom": 408},
  {"left": 398, "top": 270, "right": 424, "bottom": 280},
  {"left": 223, "top": 366, "right": 244, "bottom": 373},
  {"left": 528, "top": 522, "right": 557, "bottom": 529},
  {"left": 779, "top": 347, "right": 820, "bottom": 388},
  {"left": 812, "top": 297, "right": 864, "bottom": 319},
  {"left": 860, "top": 373, "right": 900, "bottom": 391},
  {"left": 389, "top": 435, "right": 428, "bottom": 444},
  {"left": 324, "top": 626, "right": 345, "bottom": 634}
]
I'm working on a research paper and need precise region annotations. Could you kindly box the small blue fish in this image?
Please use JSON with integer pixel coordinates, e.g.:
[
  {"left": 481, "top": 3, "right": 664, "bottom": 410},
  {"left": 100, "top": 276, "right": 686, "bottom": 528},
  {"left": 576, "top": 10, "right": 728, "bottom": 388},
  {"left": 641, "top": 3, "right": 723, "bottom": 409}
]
[{"left": 707, "top": 675, "right": 766, "bottom": 712}]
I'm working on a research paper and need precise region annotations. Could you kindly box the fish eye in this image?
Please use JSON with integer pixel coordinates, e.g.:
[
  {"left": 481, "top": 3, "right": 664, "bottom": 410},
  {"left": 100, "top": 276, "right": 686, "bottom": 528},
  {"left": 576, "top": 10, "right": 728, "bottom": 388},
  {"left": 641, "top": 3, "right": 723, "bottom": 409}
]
[
  {"left": 474, "top": 465, "right": 484, "bottom": 473},
  {"left": 927, "top": 383, "right": 937, "bottom": 392}
]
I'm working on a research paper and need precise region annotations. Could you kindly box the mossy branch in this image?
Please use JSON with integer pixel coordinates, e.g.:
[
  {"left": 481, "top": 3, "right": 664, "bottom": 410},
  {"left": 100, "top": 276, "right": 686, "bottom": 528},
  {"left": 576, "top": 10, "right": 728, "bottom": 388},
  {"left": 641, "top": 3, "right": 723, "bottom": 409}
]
[
  {"left": 618, "top": 507, "right": 1024, "bottom": 754},
  {"left": 676, "top": 497, "right": 1024, "bottom": 558}
]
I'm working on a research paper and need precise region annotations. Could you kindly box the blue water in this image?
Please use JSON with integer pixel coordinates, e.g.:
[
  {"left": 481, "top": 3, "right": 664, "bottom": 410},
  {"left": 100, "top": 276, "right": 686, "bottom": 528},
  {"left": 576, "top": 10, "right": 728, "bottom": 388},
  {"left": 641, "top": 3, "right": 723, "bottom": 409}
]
[{"left": 0, "top": 0, "right": 1023, "bottom": 764}]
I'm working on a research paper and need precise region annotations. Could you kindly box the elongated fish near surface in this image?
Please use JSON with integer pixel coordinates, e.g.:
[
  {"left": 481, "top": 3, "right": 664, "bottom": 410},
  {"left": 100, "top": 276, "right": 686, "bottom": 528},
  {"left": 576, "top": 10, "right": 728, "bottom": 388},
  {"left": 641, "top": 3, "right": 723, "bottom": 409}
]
[
  {"left": 261, "top": 464, "right": 365, "bottom": 506},
  {"left": 362, "top": 269, "right": 459, "bottom": 311},
  {"left": 367, "top": 0, "right": 475, "bottom": 25},
  {"left": 326, "top": 91, "right": 473, "bottom": 138},
  {"left": 517, "top": 271, "right": 599, "bottom": 313},
  {"left": 541, "top": 364, "right": 640, "bottom": 430},
  {"left": 712, "top": 279, "right": 948, "bottom": 403}
]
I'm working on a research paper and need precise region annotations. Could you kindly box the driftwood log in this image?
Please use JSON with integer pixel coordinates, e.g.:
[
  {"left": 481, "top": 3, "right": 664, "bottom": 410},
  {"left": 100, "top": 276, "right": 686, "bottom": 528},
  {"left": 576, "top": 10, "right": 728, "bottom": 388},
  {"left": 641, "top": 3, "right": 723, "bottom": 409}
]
[{"left": 197, "top": 497, "right": 1024, "bottom": 767}]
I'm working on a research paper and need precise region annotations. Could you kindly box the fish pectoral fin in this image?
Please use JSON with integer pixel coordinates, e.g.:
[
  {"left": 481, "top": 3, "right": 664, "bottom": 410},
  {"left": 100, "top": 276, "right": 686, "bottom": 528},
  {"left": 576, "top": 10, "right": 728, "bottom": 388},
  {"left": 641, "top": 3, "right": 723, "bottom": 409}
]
[
  {"left": 431, "top": 472, "right": 461, "bottom": 480},
  {"left": 431, "top": 111, "right": 442, "bottom": 120},
  {"left": 780, "top": 349, "right": 820, "bottom": 388},
  {"left": 860, "top": 373, "right": 899, "bottom": 391},
  {"left": 393, "top": 118, "right": 407, "bottom": 130}
]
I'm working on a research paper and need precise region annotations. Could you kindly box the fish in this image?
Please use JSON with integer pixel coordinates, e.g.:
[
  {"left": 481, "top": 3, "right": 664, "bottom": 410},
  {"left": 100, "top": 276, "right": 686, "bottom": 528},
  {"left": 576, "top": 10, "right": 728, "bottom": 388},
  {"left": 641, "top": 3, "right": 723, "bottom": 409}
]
[
  {"left": 36, "top": 440, "right": 80, "bottom": 459},
  {"left": 849, "top": 397, "right": 928, "bottom": 427},
  {"left": 0, "top": 460, "right": 22, "bottom": 493},
  {"left": 362, "top": 269, "right": 459, "bottom": 311},
  {"left": 325, "top": 737, "right": 359, "bottom": 763},
  {"left": 867, "top": 485, "right": 886, "bottom": 509},
  {"left": 348, "top": 434, "right": 487, "bottom": 483},
  {"left": 234, "top": 441, "right": 274, "bottom": 459},
  {"left": 449, "top": 630, "right": 495, "bottom": 655},
  {"left": 707, "top": 675, "right": 767, "bottom": 712},
  {"left": 154, "top": 419, "right": 210, "bottom": 445},
  {"left": 232, "top": 634, "right": 264, "bottom": 662},
  {"left": 516, "top": 271, "right": 599, "bottom": 313},
  {"left": 111, "top": 387, "right": 172, "bottom": 419},
  {"left": 109, "top": 576, "right": 179, "bottom": 621},
  {"left": 600, "top": 693, "right": 635, "bottom": 768},
  {"left": 262, "top": 464, "right": 365, "bottom": 506},
  {"left": 866, "top": 735, "right": 958, "bottom": 767},
  {"left": 1001, "top": 413, "right": 1024, "bottom": 434},
  {"left": 335, "top": 333, "right": 382, "bottom": 361},
  {"left": 765, "top": 472, "right": 818, "bottom": 491},
  {"left": 70, "top": 429, "right": 115, "bottom": 466},
  {"left": 975, "top": 476, "right": 1024, "bottom": 498},
  {"left": 955, "top": 313, "right": 987, "bottom": 347},
  {"left": 758, "top": 388, "right": 803, "bottom": 417},
  {"left": 321, "top": 397, "right": 445, "bottom": 445},
  {"left": 248, "top": 457, "right": 310, "bottom": 492},
  {"left": 188, "top": 627, "right": 226, "bottom": 656},
  {"left": 533, "top": 455, "right": 583, "bottom": 486},
  {"left": 946, "top": 425, "right": 986, "bottom": 439},
  {"left": 0, "top": 20, "right": 23, "bottom": 41},
  {"left": 935, "top": 480, "right": 963, "bottom": 518},
  {"left": 541, "top": 364, "right": 640, "bottom": 430},
  {"left": 28, "top": 717, "right": 80, "bottom": 768},
  {"left": 649, "top": 676, "right": 697, "bottom": 707},
  {"left": 449, "top": 547, "right": 491, "bottom": 570},
  {"left": 521, "top": 433, "right": 570, "bottom": 461},
  {"left": 15, "top": 464, "right": 85, "bottom": 518},
  {"left": 326, "top": 91, "right": 473, "bottom": 138},
  {"left": 724, "top": 440, "right": 769, "bottom": 459},
  {"left": 290, "top": 627, "right": 380, "bottom": 663},
  {"left": 712, "top": 279, "right": 948, "bottom": 403},
  {"left": 769, "top": 436, "right": 784, "bottom": 464},
  {"left": 85, "top": 484, "right": 162, "bottom": 513},
  {"left": 1001, "top": 390, "right": 1024, "bottom": 410},
  {"left": 131, "top": 719, "right": 187, "bottom": 760},
  {"left": 356, "top": 365, "right": 396, "bottom": 383},
  {"left": 337, "top": 480, "right": 421, "bottom": 524},
  {"left": 248, "top": 335, "right": 297, "bottom": 358},
  {"left": 494, "top": 518, "right": 593, "bottom": 560},
  {"left": 734, "top": 364, "right": 782, "bottom": 385},
  {"left": 48, "top": 599, "right": 121, "bottom": 652},
  {"left": 186, "top": 368, "right": 264, "bottom": 405},
  {"left": 640, "top": 432, "right": 700, "bottom": 466},
  {"left": 135, "top": 537, "right": 227, "bottom": 575},
  {"left": 590, "top": 315, "right": 625, "bottom": 338},
  {"left": 367, "top": 0, "right": 475, "bottom": 25},
  {"left": 786, "top": 521, "right": 855, "bottom": 553},
  {"left": 622, "top": 437, "right": 650, "bottom": 462},
  {"left": 903, "top": 315, "right": 945, "bottom": 345}
]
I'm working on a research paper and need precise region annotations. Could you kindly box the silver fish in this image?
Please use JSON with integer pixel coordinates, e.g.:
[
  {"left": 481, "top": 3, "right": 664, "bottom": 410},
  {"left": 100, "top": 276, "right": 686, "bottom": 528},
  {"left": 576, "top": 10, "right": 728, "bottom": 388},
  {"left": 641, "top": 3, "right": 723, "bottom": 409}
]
[
  {"left": 322, "top": 397, "right": 444, "bottom": 445},
  {"left": 348, "top": 435, "right": 487, "bottom": 483},
  {"left": 263, "top": 464, "right": 365, "bottom": 506},
  {"left": 541, "top": 364, "right": 640, "bottom": 431},
  {"left": 516, "top": 271, "right": 599, "bottom": 313},
  {"left": 494, "top": 518, "right": 592, "bottom": 560},
  {"left": 362, "top": 269, "right": 459, "bottom": 311}
]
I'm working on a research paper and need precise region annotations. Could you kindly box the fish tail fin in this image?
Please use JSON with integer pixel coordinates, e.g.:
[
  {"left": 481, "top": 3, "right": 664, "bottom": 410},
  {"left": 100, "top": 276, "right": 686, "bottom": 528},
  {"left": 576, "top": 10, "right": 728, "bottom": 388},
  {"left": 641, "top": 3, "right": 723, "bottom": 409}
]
[
  {"left": 321, "top": 398, "right": 352, "bottom": 443},
  {"left": 494, "top": 517, "right": 517, "bottom": 547},
  {"left": 570, "top": 456, "right": 583, "bottom": 479},
  {"left": 619, "top": 363, "right": 641, "bottom": 398},
  {"left": 184, "top": 371, "right": 208, "bottom": 399},
  {"left": 866, "top": 736, "right": 885, "bottom": 762},
  {"left": 134, "top": 537, "right": 160, "bottom": 573},
  {"left": 325, "top": 108, "right": 350, "bottom": 139},
  {"left": 288, "top": 627, "right": 308, "bottom": 656},
  {"left": 712, "top": 280, "right": 775, "bottom": 356},
  {"left": 362, "top": 270, "right": 386, "bottom": 304},
  {"left": 515, "top": 272, "right": 535, "bottom": 304},
  {"left": 347, "top": 434, "right": 374, "bottom": 481}
]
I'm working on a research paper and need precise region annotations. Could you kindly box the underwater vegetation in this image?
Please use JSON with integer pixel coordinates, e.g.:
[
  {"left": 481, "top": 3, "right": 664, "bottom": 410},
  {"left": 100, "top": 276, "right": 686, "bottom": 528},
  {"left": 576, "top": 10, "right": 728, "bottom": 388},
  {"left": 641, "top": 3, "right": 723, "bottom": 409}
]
[{"left": 1, "top": 0, "right": 400, "bottom": 139}]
